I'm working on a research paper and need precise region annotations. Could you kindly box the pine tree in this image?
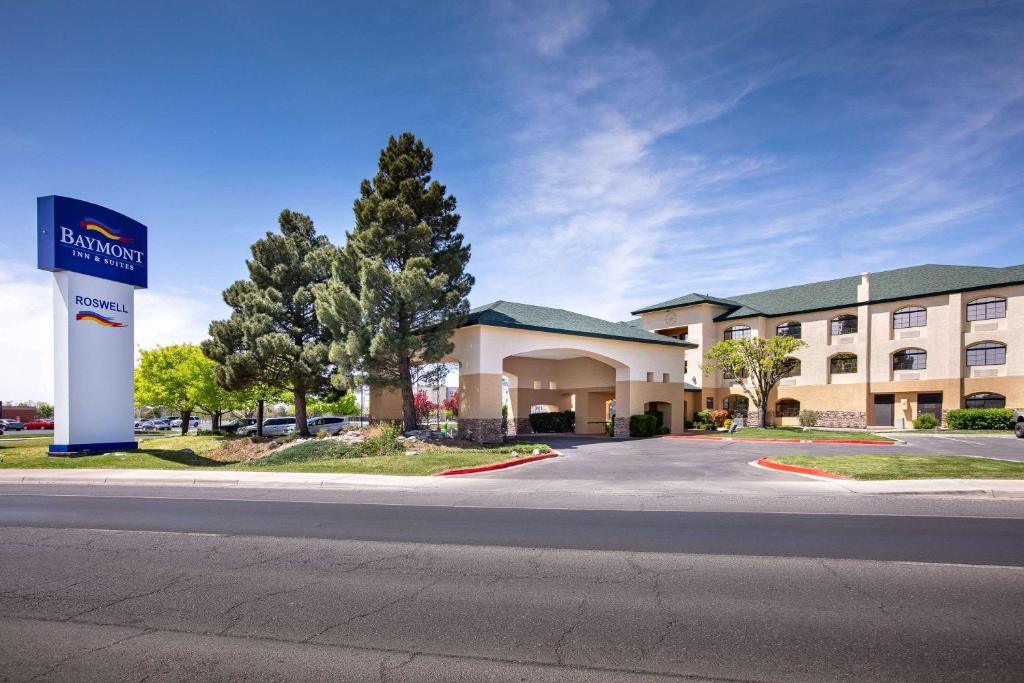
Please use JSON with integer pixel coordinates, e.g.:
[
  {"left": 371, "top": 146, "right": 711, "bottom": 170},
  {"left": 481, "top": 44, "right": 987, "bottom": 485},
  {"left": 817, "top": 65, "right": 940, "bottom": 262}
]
[
  {"left": 316, "top": 133, "right": 473, "bottom": 432},
  {"left": 202, "top": 210, "right": 335, "bottom": 436}
]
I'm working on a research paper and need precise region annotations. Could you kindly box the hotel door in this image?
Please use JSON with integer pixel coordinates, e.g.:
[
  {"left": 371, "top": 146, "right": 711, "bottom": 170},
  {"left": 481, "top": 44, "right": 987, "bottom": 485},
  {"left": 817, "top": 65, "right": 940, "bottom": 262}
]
[
  {"left": 873, "top": 394, "right": 895, "bottom": 426},
  {"left": 918, "top": 393, "right": 943, "bottom": 422}
]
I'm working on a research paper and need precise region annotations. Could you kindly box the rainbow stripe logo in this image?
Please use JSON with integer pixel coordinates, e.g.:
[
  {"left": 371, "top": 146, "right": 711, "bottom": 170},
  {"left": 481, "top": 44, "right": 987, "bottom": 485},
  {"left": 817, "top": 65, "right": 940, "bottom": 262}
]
[
  {"left": 76, "top": 310, "right": 125, "bottom": 328},
  {"left": 80, "top": 218, "right": 134, "bottom": 244}
]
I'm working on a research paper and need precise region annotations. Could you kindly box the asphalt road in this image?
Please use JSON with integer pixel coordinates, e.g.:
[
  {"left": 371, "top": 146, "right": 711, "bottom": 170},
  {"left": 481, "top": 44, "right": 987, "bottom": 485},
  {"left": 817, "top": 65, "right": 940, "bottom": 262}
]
[{"left": 1, "top": 489, "right": 1024, "bottom": 681}]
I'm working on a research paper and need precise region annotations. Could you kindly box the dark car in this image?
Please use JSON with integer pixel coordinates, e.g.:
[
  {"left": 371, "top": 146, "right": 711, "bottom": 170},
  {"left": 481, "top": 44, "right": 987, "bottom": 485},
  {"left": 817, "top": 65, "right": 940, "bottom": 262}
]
[
  {"left": 221, "top": 418, "right": 257, "bottom": 434},
  {"left": 1014, "top": 409, "right": 1024, "bottom": 439},
  {"left": 1, "top": 419, "right": 25, "bottom": 431}
]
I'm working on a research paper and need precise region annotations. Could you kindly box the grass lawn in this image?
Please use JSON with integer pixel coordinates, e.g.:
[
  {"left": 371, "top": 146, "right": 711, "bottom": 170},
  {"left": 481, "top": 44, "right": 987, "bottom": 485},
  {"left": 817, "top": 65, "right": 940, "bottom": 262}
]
[
  {"left": 0, "top": 433, "right": 51, "bottom": 440},
  {"left": 0, "top": 434, "right": 553, "bottom": 476},
  {"left": 689, "top": 427, "right": 893, "bottom": 442},
  {"left": 770, "top": 454, "right": 1024, "bottom": 480}
]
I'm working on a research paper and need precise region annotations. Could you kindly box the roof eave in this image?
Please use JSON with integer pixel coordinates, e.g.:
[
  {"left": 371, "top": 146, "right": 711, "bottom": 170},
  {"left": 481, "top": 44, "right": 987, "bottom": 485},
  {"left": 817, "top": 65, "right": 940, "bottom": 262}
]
[{"left": 463, "top": 320, "right": 697, "bottom": 348}]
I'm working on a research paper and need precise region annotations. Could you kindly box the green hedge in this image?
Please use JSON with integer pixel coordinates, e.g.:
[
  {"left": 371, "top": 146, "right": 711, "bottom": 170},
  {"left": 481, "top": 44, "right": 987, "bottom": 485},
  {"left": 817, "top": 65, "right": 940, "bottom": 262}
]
[
  {"left": 629, "top": 414, "right": 658, "bottom": 437},
  {"left": 529, "top": 410, "right": 575, "bottom": 433},
  {"left": 945, "top": 408, "right": 1013, "bottom": 430}
]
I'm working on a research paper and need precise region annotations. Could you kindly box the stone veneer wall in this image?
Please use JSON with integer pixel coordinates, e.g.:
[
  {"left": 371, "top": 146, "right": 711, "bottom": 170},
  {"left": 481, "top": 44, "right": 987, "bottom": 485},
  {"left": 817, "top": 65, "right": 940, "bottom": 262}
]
[
  {"left": 613, "top": 416, "right": 630, "bottom": 438},
  {"left": 510, "top": 418, "right": 532, "bottom": 436},
  {"left": 813, "top": 411, "right": 867, "bottom": 429},
  {"left": 457, "top": 418, "right": 504, "bottom": 443}
]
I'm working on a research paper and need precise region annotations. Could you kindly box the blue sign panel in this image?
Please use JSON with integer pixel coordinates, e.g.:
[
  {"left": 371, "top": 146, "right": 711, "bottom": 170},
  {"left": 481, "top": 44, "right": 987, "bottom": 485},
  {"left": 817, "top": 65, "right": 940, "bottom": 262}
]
[{"left": 38, "top": 196, "right": 148, "bottom": 288}]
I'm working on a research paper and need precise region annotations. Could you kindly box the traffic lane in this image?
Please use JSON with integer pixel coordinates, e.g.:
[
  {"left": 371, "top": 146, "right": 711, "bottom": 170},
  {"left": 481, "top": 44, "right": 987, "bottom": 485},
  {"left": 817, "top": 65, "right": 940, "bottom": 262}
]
[
  {"left": 2, "top": 493, "right": 1024, "bottom": 565},
  {"left": 1, "top": 527, "right": 1022, "bottom": 681}
]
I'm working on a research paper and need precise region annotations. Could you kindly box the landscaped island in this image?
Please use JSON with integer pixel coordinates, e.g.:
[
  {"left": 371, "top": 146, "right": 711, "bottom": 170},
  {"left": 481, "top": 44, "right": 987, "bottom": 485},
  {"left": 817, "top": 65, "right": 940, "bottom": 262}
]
[
  {"left": 0, "top": 429, "right": 552, "bottom": 477},
  {"left": 767, "top": 454, "right": 1024, "bottom": 480}
]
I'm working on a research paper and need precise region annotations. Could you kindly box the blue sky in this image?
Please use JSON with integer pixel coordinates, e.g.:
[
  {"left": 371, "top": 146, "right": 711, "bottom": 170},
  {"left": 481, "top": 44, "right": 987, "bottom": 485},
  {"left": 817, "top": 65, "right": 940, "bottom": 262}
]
[{"left": 2, "top": 1, "right": 1023, "bottom": 401}]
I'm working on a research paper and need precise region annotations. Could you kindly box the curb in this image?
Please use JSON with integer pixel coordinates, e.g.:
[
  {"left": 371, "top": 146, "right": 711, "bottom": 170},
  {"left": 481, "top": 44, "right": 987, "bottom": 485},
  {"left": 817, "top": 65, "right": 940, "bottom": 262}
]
[
  {"left": 664, "top": 435, "right": 895, "bottom": 446},
  {"left": 433, "top": 452, "right": 558, "bottom": 476},
  {"left": 754, "top": 457, "right": 851, "bottom": 480}
]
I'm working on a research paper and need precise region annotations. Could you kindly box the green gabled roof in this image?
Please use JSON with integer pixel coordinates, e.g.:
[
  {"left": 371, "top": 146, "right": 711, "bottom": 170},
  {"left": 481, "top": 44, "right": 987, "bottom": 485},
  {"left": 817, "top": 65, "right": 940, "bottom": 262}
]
[
  {"left": 631, "top": 292, "right": 742, "bottom": 315},
  {"left": 464, "top": 301, "right": 696, "bottom": 348},
  {"left": 632, "top": 263, "right": 1024, "bottom": 322}
]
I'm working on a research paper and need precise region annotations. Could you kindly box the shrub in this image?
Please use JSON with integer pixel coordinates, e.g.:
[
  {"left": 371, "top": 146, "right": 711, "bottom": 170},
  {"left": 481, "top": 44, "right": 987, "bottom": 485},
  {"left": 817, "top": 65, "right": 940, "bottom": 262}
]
[
  {"left": 658, "top": 426, "right": 670, "bottom": 435},
  {"left": 356, "top": 423, "right": 404, "bottom": 457},
  {"left": 604, "top": 421, "right": 614, "bottom": 436},
  {"left": 912, "top": 414, "right": 938, "bottom": 430},
  {"left": 248, "top": 440, "right": 361, "bottom": 466},
  {"left": 528, "top": 410, "right": 575, "bottom": 433},
  {"left": 629, "top": 414, "right": 658, "bottom": 437},
  {"left": 723, "top": 418, "right": 733, "bottom": 430},
  {"left": 946, "top": 408, "right": 1013, "bottom": 430},
  {"left": 695, "top": 409, "right": 712, "bottom": 425},
  {"left": 709, "top": 409, "right": 729, "bottom": 427},
  {"left": 798, "top": 410, "right": 819, "bottom": 427},
  {"left": 644, "top": 409, "right": 664, "bottom": 430}
]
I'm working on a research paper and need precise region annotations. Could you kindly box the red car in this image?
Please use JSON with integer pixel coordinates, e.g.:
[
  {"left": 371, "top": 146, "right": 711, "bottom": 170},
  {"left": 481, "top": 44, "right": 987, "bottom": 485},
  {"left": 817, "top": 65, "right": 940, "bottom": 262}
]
[{"left": 24, "top": 419, "right": 54, "bottom": 430}]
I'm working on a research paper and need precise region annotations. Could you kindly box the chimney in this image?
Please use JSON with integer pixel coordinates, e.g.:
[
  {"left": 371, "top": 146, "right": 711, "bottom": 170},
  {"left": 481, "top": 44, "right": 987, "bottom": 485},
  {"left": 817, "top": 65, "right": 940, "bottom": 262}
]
[{"left": 858, "top": 272, "right": 870, "bottom": 302}]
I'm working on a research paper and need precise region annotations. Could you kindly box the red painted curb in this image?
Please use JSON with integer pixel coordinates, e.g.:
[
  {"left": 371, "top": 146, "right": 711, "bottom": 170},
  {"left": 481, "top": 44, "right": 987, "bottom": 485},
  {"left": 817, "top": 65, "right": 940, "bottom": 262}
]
[
  {"left": 663, "top": 435, "right": 894, "bottom": 446},
  {"left": 755, "top": 457, "right": 850, "bottom": 480},
  {"left": 433, "top": 452, "right": 557, "bottom": 476}
]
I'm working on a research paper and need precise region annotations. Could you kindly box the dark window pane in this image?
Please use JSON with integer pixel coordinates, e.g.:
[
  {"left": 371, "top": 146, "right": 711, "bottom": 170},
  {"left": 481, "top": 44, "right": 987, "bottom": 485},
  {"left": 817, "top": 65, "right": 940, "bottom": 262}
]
[
  {"left": 831, "top": 315, "right": 858, "bottom": 335},
  {"left": 777, "top": 322, "right": 801, "bottom": 339},
  {"left": 966, "top": 343, "right": 1006, "bottom": 366},
  {"left": 783, "top": 358, "right": 801, "bottom": 376},
  {"left": 776, "top": 400, "right": 800, "bottom": 417},
  {"left": 894, "top": 307, "right": 927, "bottom": 329},
  {"left": 893, "top": 349, "right": 927, "bottom": 370},
  {"left": 965, "top": 393, "right": 1006, "bottom": 408},
  {"left": 830, "top": 354, "right": 857, "bottom": 373},
  {"left": 966, "top": 297, "right": 1006, "bottom": 321},
  {"left": 724, "top": 325, "right": 751, "bottom": 340}
]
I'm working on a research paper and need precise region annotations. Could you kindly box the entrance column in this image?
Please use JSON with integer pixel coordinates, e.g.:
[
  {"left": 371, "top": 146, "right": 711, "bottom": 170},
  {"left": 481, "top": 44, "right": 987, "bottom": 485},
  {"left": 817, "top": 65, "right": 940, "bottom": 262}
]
[
  {"left": 613, "top": 369, "right": 631, "bottom": 437},
  {"left": 458, "top": 372, "right": 504, "bottom": 442}
]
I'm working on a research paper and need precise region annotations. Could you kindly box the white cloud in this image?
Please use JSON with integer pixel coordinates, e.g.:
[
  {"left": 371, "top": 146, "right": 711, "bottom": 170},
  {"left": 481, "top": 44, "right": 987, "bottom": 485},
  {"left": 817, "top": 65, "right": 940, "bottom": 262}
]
[{"left": 0, "top": 258, "right": 227, "bottom": 403}]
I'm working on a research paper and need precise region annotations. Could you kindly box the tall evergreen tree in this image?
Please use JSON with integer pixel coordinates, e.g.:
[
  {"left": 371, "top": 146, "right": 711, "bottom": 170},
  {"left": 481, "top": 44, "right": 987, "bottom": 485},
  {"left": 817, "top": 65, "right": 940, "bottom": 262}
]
[
  {"left": 316, "top": 133, "right": 473, "bottom": 431},
  {"left": 202, "top": 210, "right": 335, "bottom": 436}
]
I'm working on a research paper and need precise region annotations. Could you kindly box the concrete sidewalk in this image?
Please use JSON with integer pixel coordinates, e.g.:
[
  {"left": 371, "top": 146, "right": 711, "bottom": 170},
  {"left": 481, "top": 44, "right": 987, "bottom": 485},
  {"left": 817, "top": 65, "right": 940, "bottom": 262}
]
[{"left": 0, "top": 467, "right": 1021, "bottom": 499}]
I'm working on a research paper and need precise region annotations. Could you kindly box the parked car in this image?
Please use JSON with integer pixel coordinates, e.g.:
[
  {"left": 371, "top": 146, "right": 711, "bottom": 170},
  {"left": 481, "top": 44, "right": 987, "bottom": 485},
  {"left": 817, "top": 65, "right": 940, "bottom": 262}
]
[
  {"left": 1, "top": 419, "right": 25, "bottom": 431},
  {"left": 220, "top": 418, "right": 256, "bottom": 434},
  {"left": 24, "top": 419, "right": 54, "bottom": 430},
  {"left": 169, "top": 417, "right": 200, "bottom": 430},
  {"left": 239, "top": 417, "right": 296, "bottom": 437},
  {"left": 306, "top": 416, "right": 349, "bottom": 435},
  {"left": 150, "top": 419, "right": 172, "bottom": 431},
  {"left": 1014, "top": 409, "right": 1024, "bottom": 439}
]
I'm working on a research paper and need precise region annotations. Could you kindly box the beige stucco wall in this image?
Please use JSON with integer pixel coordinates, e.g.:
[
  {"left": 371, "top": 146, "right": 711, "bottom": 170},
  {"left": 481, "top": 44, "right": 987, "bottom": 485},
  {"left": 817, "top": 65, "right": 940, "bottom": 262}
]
[{"left": 641, "top": 278, "right": 1024, "bottom": 424}]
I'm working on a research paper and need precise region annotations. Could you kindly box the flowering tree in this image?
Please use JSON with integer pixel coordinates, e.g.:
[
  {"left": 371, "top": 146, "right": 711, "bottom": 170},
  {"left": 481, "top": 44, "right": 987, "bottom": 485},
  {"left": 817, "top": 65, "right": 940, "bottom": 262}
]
[
  {"left": 702, "top": 336, "right": 807, "bottom": 427},
  {"left": 413, "top": 390, "right": 436, "bottom": 422},
  {"left": 442, "top": 391, "right": 459, "bottom": 417}
]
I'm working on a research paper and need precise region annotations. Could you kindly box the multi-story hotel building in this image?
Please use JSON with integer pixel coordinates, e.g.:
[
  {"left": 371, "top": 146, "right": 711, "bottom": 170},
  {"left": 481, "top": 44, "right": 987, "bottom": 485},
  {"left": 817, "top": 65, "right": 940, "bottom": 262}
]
[{"left": 630, "top": 263, "right": 1024, "bottom": 428}]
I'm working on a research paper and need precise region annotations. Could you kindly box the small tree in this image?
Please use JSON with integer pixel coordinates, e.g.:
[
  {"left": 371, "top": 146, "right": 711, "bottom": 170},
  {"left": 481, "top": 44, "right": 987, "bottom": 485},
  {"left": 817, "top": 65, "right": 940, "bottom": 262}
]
[
  {"left": 36, "top": 402, "right": 54, "bottom": 419},
  {"left": 135, "top": 345, "right": 213, "bottom": 435},
  {"left": 413, "top": 390, "right": 436, "bottom": 423},
  {"left": 442, "top": 391, "right": 459, "bottom": 417},
  {"left": 702, "top": 336, "right": 807, "bottom": 428}
]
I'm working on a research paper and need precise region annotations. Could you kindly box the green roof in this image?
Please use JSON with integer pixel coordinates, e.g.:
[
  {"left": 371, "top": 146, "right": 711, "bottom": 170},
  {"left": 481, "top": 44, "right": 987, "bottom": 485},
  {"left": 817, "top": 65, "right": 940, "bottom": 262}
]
[
  {"left": 632, "top": 263, "right": 1024, "bottom": 321},
  {"left": 464, "top": 301, "right": 696, "bottom": 348}
]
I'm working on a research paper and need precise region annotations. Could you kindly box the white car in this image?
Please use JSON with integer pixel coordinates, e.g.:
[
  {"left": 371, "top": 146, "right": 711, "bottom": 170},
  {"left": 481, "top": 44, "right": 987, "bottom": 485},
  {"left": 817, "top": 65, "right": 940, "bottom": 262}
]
[
  {"left": 169, "top": 417, "right": 200, "bottom": 429},
  {"left": 306, "top": 416, "right": 350, "bottom": 435},
  {"left": 240, "top": 417, "right": 296, "bottom": 437}
]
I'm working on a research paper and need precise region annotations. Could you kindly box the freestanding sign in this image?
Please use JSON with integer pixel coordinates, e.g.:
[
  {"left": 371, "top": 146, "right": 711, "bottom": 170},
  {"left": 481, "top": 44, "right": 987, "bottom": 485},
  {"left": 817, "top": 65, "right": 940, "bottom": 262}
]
[{"left": 37, "top": 196, "right": 148, "bottom": 454}]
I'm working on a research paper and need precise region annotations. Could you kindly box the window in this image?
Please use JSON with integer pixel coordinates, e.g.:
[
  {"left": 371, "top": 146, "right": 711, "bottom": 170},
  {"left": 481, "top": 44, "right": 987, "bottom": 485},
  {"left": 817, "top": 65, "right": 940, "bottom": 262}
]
[
  {"left": 966, "top": 296, "right": 1006, "bottom": 321},
  {"left": 662, "top": 373, "right": 670, "bottom": 383},
  {"left": 893, "top": 306, "right": 926, "bottom": 329},
  {"left": 966, "top": 342, "right": 1006, "bottom": 366},
  {"left": 723, "top": 367, "right": 747, "bottom": 380},
  {"left": 646, "top": 372, "right": 654, "bottom": 382},
  {"left": 893, "top": 348, "right": 927, "bottom": 371},
  {"left": 831, "top": 314, "right": 858, "bottom": 336},
  {"left": 965, "top": 393, "right": 1006, "bottom": 409},
  {"left": 776, "top": 399, "right": 800, "bottom": 417},
  {"left": 776, "top": 321, "right": 801, "bottom": 339},
  {"left": 830, "top": 353, "right": 857, "bottom": 374},
  {"left": 705, "top": 397, "right": 714, "bottom": 409},
  {"left": 724, "top": 325, "right": 751, "bottom": 340},
  {"left": 782, "top": 357, "right": 801, "bottom": 377}
]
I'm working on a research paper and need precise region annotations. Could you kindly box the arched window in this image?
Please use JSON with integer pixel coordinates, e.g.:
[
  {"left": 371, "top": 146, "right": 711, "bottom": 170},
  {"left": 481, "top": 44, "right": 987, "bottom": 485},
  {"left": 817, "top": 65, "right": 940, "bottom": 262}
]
[
  {"left": 776, "top": 321, "right": 801, "bottom": 339},
  {"left": 893, "top": 306, "right": 926, "bottom": 329},
  {"left": 782, "top": 357, "right": 801, "bottom": 377},
  {"left": 776, "top": 399, "right": 800, "bottom": 417},
  {"left": 965, "top": 393, "right": 1006, "bottom": 409},
  {"left": 966, "top": 342, "right": 1006, "bottom": 366},
  {"left": 966, "top": 296, "right": 1006, "bottom": 321},
  {"left": 831, "top": 314, "right": 858, "bottom": 336},
  {"left": 893, "top": 348, "right": 927, "bottom": 371},
  {"left": 830, "top": 353, "right": 857, "bottom": 374},
  {"left": 724, "top": 325, "right": 751, "bottom": 340},
  {"left": 723, "top": 367, "right": 748, "bottom": 381}
]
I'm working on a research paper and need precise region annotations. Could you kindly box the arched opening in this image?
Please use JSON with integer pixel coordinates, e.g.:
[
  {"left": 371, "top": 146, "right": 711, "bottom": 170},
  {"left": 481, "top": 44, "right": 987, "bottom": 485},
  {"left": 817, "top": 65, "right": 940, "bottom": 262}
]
[
  {"left": 775, "top": 398, "right": 800, "bottom": 425},
  {"left": 966, "top": 341, "right": 1006, "bottom": 366},
  {"left": 830, "top": 314, "right": 858, "bottom": 336},
  {"left": 830, "top": 352, "right": 858, "bottom": 374},
  {"left": 503, "top": 349, "right": 618, "bottom": 436},
  {"left": 644, "top": 400, "right": 673, "bottom": 433},
  {"left": 776, "top": 321, "right": 801, "bottom": 339},
  {"left": 893, "top": 348, "right": 927, "bottom": 371},
  {"left": 724, "top": 395, "right": 749, "bottom": 419}
]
